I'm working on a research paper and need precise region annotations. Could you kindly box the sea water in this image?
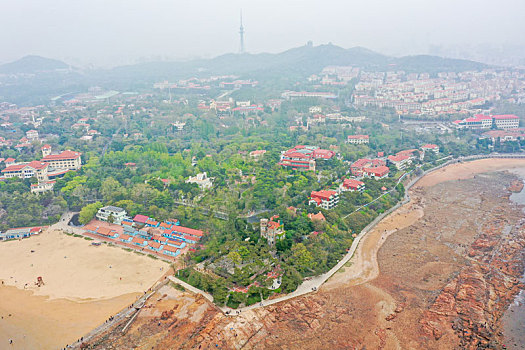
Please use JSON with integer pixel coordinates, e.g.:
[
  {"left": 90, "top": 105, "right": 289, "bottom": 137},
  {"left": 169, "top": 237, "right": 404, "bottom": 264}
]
[{"left": 502, "top": 168, "right": 525, "bottom": 349}]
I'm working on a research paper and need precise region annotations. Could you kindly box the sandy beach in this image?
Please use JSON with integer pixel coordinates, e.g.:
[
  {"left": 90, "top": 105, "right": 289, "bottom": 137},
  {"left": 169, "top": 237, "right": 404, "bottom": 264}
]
[
  {"left": 415, "top": 158, "right": 525, "bottom": 188},
  {"left": 0, "top": 228, "right": 168, "bottom": 349}
]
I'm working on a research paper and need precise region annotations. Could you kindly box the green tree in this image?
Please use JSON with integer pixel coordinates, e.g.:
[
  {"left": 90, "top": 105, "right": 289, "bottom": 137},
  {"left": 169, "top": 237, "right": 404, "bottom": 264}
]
[{"left": 79, "top": 202, "right": 103, "bottom": 225}]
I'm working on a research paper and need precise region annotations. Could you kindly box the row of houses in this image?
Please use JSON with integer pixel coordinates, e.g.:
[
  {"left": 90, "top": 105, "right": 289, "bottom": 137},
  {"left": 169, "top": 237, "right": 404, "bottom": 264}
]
[{"left": 89, "top": 208, "right": 204, "bottom": 258}]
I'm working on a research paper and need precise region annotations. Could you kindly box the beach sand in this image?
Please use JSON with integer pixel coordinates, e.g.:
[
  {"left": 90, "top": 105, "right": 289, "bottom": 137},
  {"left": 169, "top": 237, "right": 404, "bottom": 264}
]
[
  {"left": 415, "top": 158, "right": 525, "bottom": 188},
  {"left": 0, "top": 228, "right": 168, "bottom": 349}
]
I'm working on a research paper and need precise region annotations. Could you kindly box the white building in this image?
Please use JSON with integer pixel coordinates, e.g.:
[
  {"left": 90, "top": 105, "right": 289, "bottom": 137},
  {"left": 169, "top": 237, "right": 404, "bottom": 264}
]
[
  {"left": 186, "top": 172, "right": 213, "bottom": 190},
  {"left": 96, "top": 206, "right": 127, "bottom": 225},
  {"left": 26, "top": 129, "right": 39, "bottom": 141},
  {"left": 493, "top": 115, "right": 519, "bottom": 130},
  {"left": 346, "top": 135, "right": 369, "bottom": 144}
]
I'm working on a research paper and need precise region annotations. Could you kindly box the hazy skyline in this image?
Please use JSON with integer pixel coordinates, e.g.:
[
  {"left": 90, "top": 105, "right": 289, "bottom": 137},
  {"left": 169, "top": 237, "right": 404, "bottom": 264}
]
[{"left": 1, "top": 0, "right": 524, "bottom": 67}]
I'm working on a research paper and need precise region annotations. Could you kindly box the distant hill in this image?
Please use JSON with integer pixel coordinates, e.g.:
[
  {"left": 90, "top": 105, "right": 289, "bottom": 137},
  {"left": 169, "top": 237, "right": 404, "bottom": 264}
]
[
  {"left": 0, "top": 55, "right": 69, "bottom": 74},
  {"left": 0, "top": 45, "right": 491, "bottom": 104},
  {"left": 107, "top": 43, "right": 489, "bottom": 83}
]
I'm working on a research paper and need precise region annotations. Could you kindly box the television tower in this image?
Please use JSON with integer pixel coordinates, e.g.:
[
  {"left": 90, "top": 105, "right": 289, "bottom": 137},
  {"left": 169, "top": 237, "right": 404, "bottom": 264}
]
[{"left": 239, "top": 10, "right": 245, "bottom": 54}]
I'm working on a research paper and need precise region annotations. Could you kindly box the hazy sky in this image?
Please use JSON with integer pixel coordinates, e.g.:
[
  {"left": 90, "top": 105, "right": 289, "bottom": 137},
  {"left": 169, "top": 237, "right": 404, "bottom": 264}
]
[{"left": 1, "top": 0, "right": 524, "bottom": 67}]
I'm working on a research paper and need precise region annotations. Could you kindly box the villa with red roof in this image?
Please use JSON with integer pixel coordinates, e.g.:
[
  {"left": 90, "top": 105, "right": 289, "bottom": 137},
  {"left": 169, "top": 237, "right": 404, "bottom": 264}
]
[
  {"left": 309, "top": 190, "right": 339, "bottom": 210},
  {"left": 363, "top": 166, "right": 390, "bottom": 179},
  {"left": 351, "top": 158, "right": 386, "bottom": 177},
  {"left": 341, "top": 178, "right": 365, "bottom": 192},
  {"left": 421, "top": 144, "right": 439, "bottom": 155},
  {"left": 279, "top": 145, "right": 335, "bottom": 171},
  {"left": 387, "top": 154, "right": 412, "bottom": 170}
]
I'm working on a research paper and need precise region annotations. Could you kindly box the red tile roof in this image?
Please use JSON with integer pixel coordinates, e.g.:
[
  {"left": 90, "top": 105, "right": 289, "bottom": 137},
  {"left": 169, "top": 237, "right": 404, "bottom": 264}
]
[
  {"left": 347, "top": 134, "right": 369, "bottom": 139},
  {"left": 172, "top": 226, "right": 204, "bottom": 237},
  {"left": 387, "top": 154, "right": 410, "bottom": 162},
  {"left": 308, "top": 212, "right": 326, "bottom": 221},
  {"left": 148, "top": 241, "right": 161, "bottom": 249},
  {"left": 364, "top": 166, "right": 390, "bottom": 177},
  {"left": 310, "top": 190, "right": 337, "bottom": 200},
  {"left": 132, "top": 237, "right": 145, "bottom": 245},
  {"left": 41, "top": 150, "right": 81, "bottom": 161},
  {"left": 2, "top": 160, "right": 48, "bottom": 172},
  {"left": 343, "top": 178, "right": 365, "bottom": 189},
  {"left": 163, "top": 245, "right": 179, "bottom": 253},
  {"left": 119, "top": 234, "right": 131, "bottom": 240},
  {"left": 133, "top": 214, "right": 149, "bottom": 223}
]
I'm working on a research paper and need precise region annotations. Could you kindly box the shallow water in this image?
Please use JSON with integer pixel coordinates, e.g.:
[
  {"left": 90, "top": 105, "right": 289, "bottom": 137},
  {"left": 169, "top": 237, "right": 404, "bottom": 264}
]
[{"left": 502, "top": 168, "right": 525, "bottom": 349}]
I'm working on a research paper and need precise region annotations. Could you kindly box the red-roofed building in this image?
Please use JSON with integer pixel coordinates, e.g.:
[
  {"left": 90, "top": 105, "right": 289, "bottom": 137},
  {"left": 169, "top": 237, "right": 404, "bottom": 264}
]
[
  {"left": 341, "top": 178, "right": 365, "bottom": 192},
  {"left": 96, "top": 227, "right": 118, "bottom": 238},
  {"left": 363, "top": 166, "right": 390, "bottom": 179},
  {"left": 346, "top": 135, "right": 369, "bottom": 145},
  {"left": 162, "top": 245, "right": 180, "bottom": 257},
  {"left": 145, "top": 218, "right": 159, "bottom": 227},
  {"left": 249, "top": 149, "right": 266, "bottom": 160},
  {"left": 387, "top": 154, "right": 412, "bottom": 170},
  {"left": 351, "top": 158, "right": 385, "bottom": 177},
  {"left": 421, "top": 144, "right": 439, "bottom": 154},
  {"left": 133, "top": 214, "right": 149, "bottom": 224},
  {"left": 171, "top": 225, "right": 204, "bottom": 238},
  {"left": 119, "top": 234, "right": 132, "bottom": 243},
  {"left": 132, "top": 236, "right": 147, "bottom": 246},
  {"left": 453, "top": 114, "right": 519, "bottom": 130},
  {"left": 147, "top": 241, "right": 162, "bottom": 251},
  {"left": 279, "top": 145, "right": 334, "bottom": 171},
  {"left": 41, "top": 144, "right": 52, "bottom": 157},
  {"left": 159, "top": 222, "right": 172, "bottom": 230},
  {"left": 41, "top": 150, "right": 82, "bottom": 170},
  {"left": 308, "top": 212, "right": 326, "bottom": 222},
  {"left": 260, "top": 217, "right": 285, "bottom": 245},
  {"left": 2, "top": 160, "right": 49, "bottom": 182},
  {"left": 309, "top": 190, "right": 339, "bottom": 210}
]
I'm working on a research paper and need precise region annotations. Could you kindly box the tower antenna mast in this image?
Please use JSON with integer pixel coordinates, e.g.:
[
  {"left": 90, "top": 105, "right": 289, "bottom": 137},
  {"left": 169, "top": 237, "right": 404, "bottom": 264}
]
[{"left": 239, "top": 10, "right": 245, "bottom": 54}]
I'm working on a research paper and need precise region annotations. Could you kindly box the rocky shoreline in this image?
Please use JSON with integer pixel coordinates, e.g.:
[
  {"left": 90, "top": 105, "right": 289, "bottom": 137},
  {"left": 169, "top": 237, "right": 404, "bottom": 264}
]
[{"left": 420, "top": 177, "right": 525, "bottom": 349}]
